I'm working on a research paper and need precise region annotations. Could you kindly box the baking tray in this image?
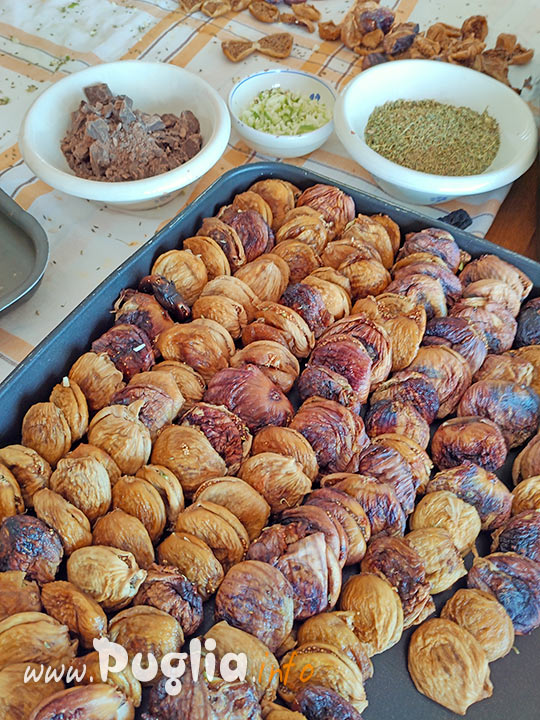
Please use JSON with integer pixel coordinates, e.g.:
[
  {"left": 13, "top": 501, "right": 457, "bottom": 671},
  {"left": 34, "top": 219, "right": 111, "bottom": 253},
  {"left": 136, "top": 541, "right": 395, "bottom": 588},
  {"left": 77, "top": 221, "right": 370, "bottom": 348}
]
[
  {"left": 0, "top": 187, "right": 49, "bottom": 316},
  {"left": 0, "top": 162, "right": 539, "bottom": 720}
]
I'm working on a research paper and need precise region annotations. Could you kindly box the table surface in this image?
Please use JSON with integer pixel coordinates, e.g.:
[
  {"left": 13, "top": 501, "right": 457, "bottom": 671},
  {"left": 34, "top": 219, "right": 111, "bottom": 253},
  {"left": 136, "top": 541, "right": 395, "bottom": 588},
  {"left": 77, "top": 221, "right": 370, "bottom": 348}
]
[{"left": 0, "top": 0, "right": 538, "bottom": 382}]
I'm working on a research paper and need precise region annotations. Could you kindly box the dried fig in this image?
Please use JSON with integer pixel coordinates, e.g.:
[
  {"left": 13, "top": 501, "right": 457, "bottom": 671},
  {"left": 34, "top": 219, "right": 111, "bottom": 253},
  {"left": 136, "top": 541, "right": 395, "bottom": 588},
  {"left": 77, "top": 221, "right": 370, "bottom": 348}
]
[
  {"left": 197, "top": 216, "right": 246, "bottom": 272},
  {"left": 138, "top": 275, "right": 191, "bottom": 322},
  {"left": 275, "top": 207, "right": 329, "bottom": 255},
  {"left": 33, "top": 488, "right": 92, "bottom": 555},
  {"left": 200, "top": 275, "right": 261, "bottom": 323},
  {"left": 512, "top": 434, "right": 540, "bottom": 485},
  {"left": 152, "top": 360, "right": 206, "bottom": 410},
  {"left": 410, "top": 490, "right": 481, "bottom": 556},
  {"left": 41, "top": 580, "right": 107, "bottom": 649},
  {"left": 234, "top": 253, "right": 289, "bottom": 302},
  {"left": 0, "top": 570, "right": 41, "bottom": 620},
  {"left": 0, "top": 463, "right": 24, "bottom": 524},
  {"left": 93, "top": 509, "right": 155, "bottom": 570},
  {"left": 219, "top": 205, "right": 274, "bottom": 262},
  {"left": 516, "top": 297, "right": 540, "bottom": 347},
  {"left": 67, "top": 443, "right": 121, "bottom": 486},
  {"left": 29, "top": 685, "right": 134, "bottom": 720},
  {"left": 0, "top": 662, "right": 64, "bottom": 720},
  {"left": 392, "top": 256, "right": 462, "bottom": 306},
  {"left": 506, "top": 345, "right": 540, "bottom": 396},
  {"left": 49, "top": 378, "right": 89, "bottom": 443},
  {"left": 68, "top": 351, "right": 125, "bottom": 411},
  {"left": 239, "top": 452, "right": 311, "bottom": 514},
  {"left": 423, "top": 315, "right": 487, "bottom": 374},
  {"left": 250, "top": 179, "right": 296, "bottom": 231},
  {"left": 357, "top": 444, "right": 415, "bottom": 515},
  {"left": 0, "top": 446, "right": 49, "bottom": 509},
  {"left": 475, "top": 352, "right": 534, "bottom": 386},
  {"left": 151, "top": 248, "right": 207, "bottom": 306},
  {"left": 512, "top": 476, "right": 540, "bottom": 514},
  {"left": 192, "top": 294, "right": 248, "bottom": 339},
  {"left": 460, "top": 254, "right": 532, "bottom": 301},
  {"left": 371, "top": 433, "right": 433, "bottom": 494},
  {"left": 386, "top": 273, "right": 447, "bottom": 320},
  {"left": 252, "top": 426, "right": 318, "bottom": 480},
  {"left": 0, "top": 515, "right": 63, "bottom": 584},
  {"left": 491, "top": 509, "right": 540, "bottom": 562},
  {"left": 303, "top": 270, "right": 351, "bottom": 321},
  {"left": 280, "top": 283, "right": 333, "bottom": 338},
  {"left": 370, "top": 371, "right": 439, "bottom": 424},
  {"left": 340, "top": 213, "right": 394, "bottom": 268},
  {"left": 69, "top": 652, "right": 141, "bottom": 707},
  {"left": 296, "top": 184, "right": 355, "bottom": 240},
  {"left": 450, "top": 297, "right": 516, "bottom": 353},
  {"left": 252, "top": 302, "right": 315, "bottom": 358},
  {"left": 112, "top": 475, "right": 166, "bottom": 543},
  {"left": 91, "top": 323, "right": 155, "bottom": 380},
  {"left": 431, "top": 417, "right": 507, "bottom": 472},
  {"left": 233, "top": 190, "right": 273, "bottom": 227},
  {"left": 183, "top": 235, "right": 231, "bottom": 279},
  {"left": 231, "top": 341, "right": 300, "bottom": 393},
  {"left": 50, "top": 455, "right": 111, "bottom": 523},
  {"left": 291, "top": 684, "right": 364, "bottom": 720},
  {"left": 272, "top": 240, "right": 322, "bottom": 284},
  {"left": 135, "top": 464, "right": 184, "bottom": 529},
  {"left": 157, "top": 532, "right": 223, "bottom": 600},
  {"left": 365, "top": 399, "right": 430, "bottom": 449},
  {"left": 87, "top": 403, "right": 151, "bottom": 475},
  {"left": 398, "top": 228, "right": 461, "bottom": 272},
  {"left": 463, "top": 278, "right": 521, "bottom": 316},
  {"left": 0, "top": 611, "right": 77, "bottom": 671},
  {"left": 21, "top": 402, "right": 71, "bottom": 467},
  {"left": 405, "top": 528, "right": 466, "bottom": 593},
  {"left": 113, "top": 289, "right": 174, "bottom": 345}
]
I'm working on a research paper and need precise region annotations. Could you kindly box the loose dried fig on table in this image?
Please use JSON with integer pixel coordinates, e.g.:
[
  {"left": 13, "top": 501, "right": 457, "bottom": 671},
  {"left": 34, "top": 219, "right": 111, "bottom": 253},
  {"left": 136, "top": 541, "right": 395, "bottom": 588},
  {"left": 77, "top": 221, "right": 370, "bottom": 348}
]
[
  {"left": 151, "top": 248, "right": 207, "bottom": 306},
  {"left": 370, "top": 371, "right": 439, "bottom": 424},
  {"left": 49, "top": 378, "right": 89, "bottom": 443},
  {"left": 0, "top": 662, "right": 64, "bottom": 720},
  {"left": 408, "top": 618, "right": 492, "bottom": 715},
  {"left": 291, "top": 684, "right": 364, "bottom": 720},
  {"left": 398, "top": 228, "right": 461, "bottom": 272},
  {"left": 357, "top": 444, "right": 416, "bottom": 515},
  {"left": 175, "top": 500, "right": 249, "bottom": 572},
  {"left": 87, "top": 402, "right": 151, "bottom": 476},
  {"left": 450, "top": 297, "right": 517, "bottom": 353},
  {"left": 91, "top": 323, "right": 155, "bottom": 380},
  {"left": 151, "top": 424, "right": 226, "bottom": 496},
  {"left": 215, "top": 560, "right": 294, "bottom": 652},
  {"left": 193, "top": 476, "right": 270, "bottom": 541},
  {"left": 460, "top": 253, "right": 532, "bottom": 301},
  {"left": 371, "top": 433, "right": 433, "bottom": 494},
  {"left": 410, "top": 490, "right": 481, "bottom": 556},
  {"left": 423, "top": 315, "right": 487, "bottom": 374},
  {"left": 113, "top": 289, "right": 174, "bottom": 346},
  {"left": 183, "top": 235, "right": 231, "bottom": 280},
  {"left": 441, "top": 588, "right": 515, "bottom": 662},
  {"left": 249, "top": 179, "right": 296, "bottom": 231},
  {"left": 491, "top": 509, "right": 540, "bottom": 562},
  {"left": 0, "top": 570, "right": 41, "bottom": 620},
  {"left": 138, "top": 274, "right": 191, "bottom": 322},
  {"left": 239, "top": 452, "right": 311, "bottom": 514},
  {"left": 67, "top": 443, "right": 121, "bottom": 485},
  {"left": 365, "top": 399, "right": 430, "bottom": 449},
  {"left": 431, "top": 417, "right": 507, "bottom": 472},
  {"left": 41, "top": 580, "right": 107, "bottom": 649},
  {"left": 21, "top": 402, "right": 71, "bottom": 467},
  {"left": 180, "top": 402, "right": 252, "bottom": 475},
  {"left": 156, "top": 318, "right": 235, "bottom": 383},
  {"left": 33, "top": 488, "right": 92, "bottom": 556},
  {"left": 231, "top": 341, "right": 300, "bottom": 394},
  {"left": 93, "top": 509, "right": 154, "bottom": 570},
  {"left": 29, "top": 684, "right": 135, "bottom": 720},
  {"left": 405, "top": 528, "right": 466, "bottom": 594},
  {"left": 152, "top": 360, "right": 206, "bottom": 410},
  {"left": 219, "top": 205, "right": 274, "bottom": 262},
  {"left": 0, "top": 515, "right": 63, "bottom": 584},
  {"left": 197, "top": 216, "right": 246, "bottom": 272},
  {"left": 70, "top": 652, "right": 141, "bottom": 707},
  {"left": 135, "top": 464, "right": 184, "bottom": 529},
  {"left": 0, "top": 463, "right": 24, "bottom": 524},
  {"left": 512, "top": 476, "right": 540, "bottom": 514},
  {"left": 112, "top": 475, "right": 166, "bottom": 543},
  {"left": 50, "top": 455, "right": 111, "bottom": 523},
  {"left": 426, "top": 463, "right": 512, "bottom": 531},
  {"left": 0, "top": 611, "right": 77, "bottom": 671},
  {"left": 296, "top": 184, "right": 355, "bottom": 240},
  {"left": 67, "top": 546, "right": 146, "bottom": 611},
  {"left": 157, "top": 531, "right": 223, "bottom": 600},
  {"left": 252, "top": 426, "right": 318, "bottom": 480}
]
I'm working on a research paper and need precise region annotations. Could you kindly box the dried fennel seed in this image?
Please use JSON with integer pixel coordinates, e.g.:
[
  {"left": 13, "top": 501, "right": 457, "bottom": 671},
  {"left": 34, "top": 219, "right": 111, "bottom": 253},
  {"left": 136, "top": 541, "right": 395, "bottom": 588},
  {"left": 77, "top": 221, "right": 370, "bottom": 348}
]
[{"left": 364, "top": 99, "right": 500, "bottom": 176}]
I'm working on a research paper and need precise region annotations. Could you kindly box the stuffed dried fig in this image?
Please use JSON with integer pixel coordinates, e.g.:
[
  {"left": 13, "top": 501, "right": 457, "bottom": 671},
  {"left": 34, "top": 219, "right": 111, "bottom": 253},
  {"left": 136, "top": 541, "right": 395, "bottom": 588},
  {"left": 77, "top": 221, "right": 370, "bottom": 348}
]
[
  {"left": 192, "top": 294, "right": 248, "bottom": 339},
  {"left": 365, "top": 399, "right": 430, "bottom": 449},
  {"left": 157, "top": 317, "right": 235, "bottom": 383},
  {"left": 93, "top": 509, "right": 155, "bottom": 569},
  {"left": 278, "top": 643, "right": 367, "bottom": 714},
  {"left": 68, "top": 351, "right": 125, "bottom": 411},
  {"left": 371, "top": 371, "right": 439, "bottom": 424},
  {"left": 67, "top": 443, "right": 121, "bottom": 486},
  {"left": 180, "top": 402, "right": 252, "bottom": 475},
  {"left": 113, "top": 289, "right": 174, "bottom": 346},
  {"left": 431, "top": 417, "right": 507, "bottom": 472},
  {"left": 426, "top": 464, "right": 512, "bottom": 531},
  {"left": 450, "top": 297, "right": 517, "bottom": 353},
  {"left": 175, "top": 500, "right": 249, "bottom": 572},
  {"left": 0, "top": 571, "right": 41, "bottom": 620},
  {"left": 0, "top": 463, "right": 24, "bottom": 525},
  {"left": 441, "top": 588, "right": 515, "bottom": 662},
  {"left": 50, "top": 455, "right": 111, "bottom": 523},
  {"left": 135, "top": 464, "right": 184, "bottom": 529},
  {"left": 252, "top": 301, "right": 315, "bottom": 358},
  {"left": 49, "top": 378, "right": 89, "bottom": 443},
  {"left": 516, "top": 297, "right": 540, "bottom": 347},
  {"left": 460, "top": 253, "right": 532, "bottom": 300},
  {"left": 0, "top": 515, "right": 63, "bottom": 584},
  {"left": 408, "top": 618, "right": 492, "bottom": 715},
  {"left": 475, "top": 352, "right": 534, "bottom": 386},
  {"left": 92, "top": 323, "right": 155, "bottom": 380},
  {"left": 67, "top": 546, "right": 146, "bottom": 611},
  {"left": 151, "top": 424, "right": 226, "bottom": 496},
  {"left": 193, "top": 476, "right": 270, "bottom": 541},
  {"left": 204, "top": 365, "right": 294, "bottom": 433},
  {"left": 215, "top": 560, "right": 294, "bottom": 652},
  {"left": 29, "top": 685, "right": 134, "bottom": 720},
  {"left": 423, "top": 315, "right": 487, "bottom": 374},
  {"left": 112, "top": 475, "right": 166, "bottom": 543},
  {"left": 0, "top": 662, "right": 64, "bottom": 720},
  {"left": 296, "top": 184, "right": 355, "bottom": 240},
  {"left": 405, "top": 528, "right": 466, "bottom": 594},
  {"left": 151, "top": 248, "right": 207, "bottom": 306},
  {"left": 398, "top": 228, "right": 461, "bottom": 271},
  {"left": 272, "top": 240, "right": 322, "bottom": 284},
  {"left": 468, "top": 552, "right": 540, "bottom": 634},
  {"left": 291, "top": 684, "right": 364, "bottom": 720},
  {"left": 458, "top": 380, "right": 540, "bottom": 448},
  {"left": 231, "top": 341, "right": 300, "bottom": 394},
  {"left": 250, "top": 179, "right": 296, "bottom": 231},
  {"left": 239, "top": 452, "right": 311, "bottom": 514},
  {"left": 0, "top": 611, "right": 77, "bottom": 671},
  {"left": 21, "top": 402, "right": 71, "bottom": 467},
  {"left": 275, "top": 206, "right": 329, "bottom": 255},
  {"left": 410, "top": 490, "right": 481, "bottom": 555},
  {"left": 252, "top": 426, "right": 318, "bottom": 481},
  {"left": 512, "top": 433, "right": 540, "bottom": 484},
  {"left": 512, "top": 476, "right": 540, "bottom": 514},
  {"left": 291, "top": 398, "right": 369, "bottom": 475},
  {"left": 386, "top": 273, "right": 447, "bottom": 320},
  {"left": 491, "top": 509, "right": 540, "bottom": 562},
  {"left": 41, "top": 580, "right": 107, "bottom": 649},
  {"left": 152, "top": 360, "right": 206, "bottom": 410},
  {"left": 197, "top": 216, "right": 246, "bottom": 272},
  {"left": 219, "top": 205, "right": 273, "bottom": 262},
  {"left": 33, "top": 488, "right": 92, "bottom": 555},
  {"left": 70, "top": 652, "right": 141, "bottom": 707},
  {"left": 157, "top": 532, "right": 223, "bottom": 600},
  {"left": 371, "top": 433, "right": 433, "bottom": 494},
  {"left": 87, "top": 403, "right": 151, "bottom": 475}
]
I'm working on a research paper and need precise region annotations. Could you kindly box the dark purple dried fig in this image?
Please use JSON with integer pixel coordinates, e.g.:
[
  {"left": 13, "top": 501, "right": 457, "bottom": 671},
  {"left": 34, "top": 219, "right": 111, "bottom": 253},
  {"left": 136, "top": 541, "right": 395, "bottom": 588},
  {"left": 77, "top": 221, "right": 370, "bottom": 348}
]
[
  {"left": 280, "top": 283, "right": 333, "bottom": 338},
  {"left": 280, "top": 504, "right": 348, "bottom": 568},
  {"left": 393, "top": 261, "right": 462, "bottom": 305},
  {"left": 431, "top": 417, "right": 507, "bottom": 472},
  {"left": 398, "top": 229, "right": 461, "bottom": 272},
  {"left": 307, "top": 334, "right": 373, "bottom": 404},
  {"left": 365, "top": 399, "right": 430, "bottom": 449},
  {"left": 516, "top": 297, "right": 540, "bottom": 347},
  {"left": 114, "top": 289, "right": 174, "bottom": 345},
  {"left": 357, "top": 445, "right": 416, "bottom": 515},
  {"left": 491, "top": 510, "right": 540, "bottom": 562},
  {"left": 383, "top": 21, "right": 419, "bottom": 54},
  {"left": 468, "top": 552, "right": 540, "bottom": 634},
  {"left": 359, "top": 6, "right": 395, "bottom": 33},
  {"left": 197, "top": 216, "right": 246, "bottom": 272},
  {"left": 450, "top": 298, "right": 517, "bottom": 353},
  {"left": 292, "top": 684, "right": 364, "bottom": 720},
  {"left": 91, "top": 323, "right": 154, "bottom": 380},
  {"left": 362, "top": 52, "right": 389, "bottom": 69},
  {"left": 370, "top": 371, "right": 439, "bottom": 424},
  {"left": 298, "top": 365, "right": 364, "bottom": 416},
  {"left": 0, "top": 515, "right": 63, "bottom": 584},
  {"left": 138, "top": 275, "right": 191, "bottom": 321},
  {"left": 296, "top": 184, "right": 356, "bottom": 240},
  {"left": 219, "top": 206, "right": 274, "bottom": 262},
  {"left": 423, "top": 316, "right": 487, "bottom": 374},
  {"left": 406, "top": 346, "right": 472, "bottom": 418}
]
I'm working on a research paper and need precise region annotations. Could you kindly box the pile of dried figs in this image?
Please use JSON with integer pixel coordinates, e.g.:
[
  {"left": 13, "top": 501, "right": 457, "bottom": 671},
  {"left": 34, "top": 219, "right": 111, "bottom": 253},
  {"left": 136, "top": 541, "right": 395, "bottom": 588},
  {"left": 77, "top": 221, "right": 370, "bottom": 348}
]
[{"left": 1, "top": 176, "right": 540, "bottom": 719}]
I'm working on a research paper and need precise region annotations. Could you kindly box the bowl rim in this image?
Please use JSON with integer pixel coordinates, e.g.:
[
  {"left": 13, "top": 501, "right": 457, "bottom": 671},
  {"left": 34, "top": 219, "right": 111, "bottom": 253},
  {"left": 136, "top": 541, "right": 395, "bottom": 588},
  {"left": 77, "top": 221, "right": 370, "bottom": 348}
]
[
  {"left": 228, "top": 68, "right": 335, "bottom": 144},
  {"left": 334, "top": 59, "right": 538, "bottom": 195},
  {"left": 18, "top": 60, "right": 231, "bottom": 202}
]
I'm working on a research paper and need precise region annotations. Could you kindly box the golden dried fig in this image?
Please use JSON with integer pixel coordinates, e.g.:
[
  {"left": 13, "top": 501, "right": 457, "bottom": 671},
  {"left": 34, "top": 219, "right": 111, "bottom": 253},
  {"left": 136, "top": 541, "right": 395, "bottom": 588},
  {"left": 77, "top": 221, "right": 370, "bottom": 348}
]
[
  {"left": 405, "top": 528, "right": 466, "bottom": 594},
  {"left": 192, "top": 294, "right": 248, "bottom": 338},
  {"left": 206, "top": 621, "right": 280, "bottom": 702},
  {"left": 151, "top": 248, "right": 207, "bottom": 306},
  {"left": 200, "top": 275, "right": 261, "bottom": 323},
  {"left": 239, "top": 453, "right": 312, "bottom": 514},
  {"left": 87, "top": 402, "right": 151, "bottom": 476},
  {"left": 262, "top": 703, "right": 306, "bottom": 720},
  {"left": 278, "top": 643, "right": 367, "bottom": 714},
  {"left": 512, "top": 433, "right": 540, "bottom": 485},
  {"left": 250, "top": 179, "right": 295, "bottom": 231},
  {"left": 410, "top": 490, "right": 481, "bottom": 556},
  {"left": 29, "top": 684, "right": 134, "bottom": 720},
  {"left": 0, "top": 463, "right": 24, "bottom": 524},
  {"left": 341, "top": 213, "right": 395, "bottom": 268},
  {"left": 0, "top": 662, "right": 64, "bottom": 720},
  {"left": 152, "top": 360, "right": 206, "bottom": 410},
  {"left": 441, "top": 588, "right": 514, "bottom": 661},
  {"left": 303, "top": 271, "right": 352, "bottom": 322},
  {"left": 297, "top": 183, "right": 355, "bottom": 240},
  {"left": 460, "top": 253, "right": 532, "bottom": 301},
  {"left": 339, "top": 573, "right": 403, "bottom": 656},
  {"left": 67, "top": 546, "right": 146, "bottom": 611},
  {"left": 49, "top": 377, "right": 88, "bottom": 443},
  {"left": 475, "top": 352, "right": 534, "bottom": 386},
  {"left": 33, "top": 488, "right": 92, "bottom": 555},
  {"left": 408, "top": 618, "right": 492, "bottom": 715},
  {"left": 68, "top": 351, "right": 125, "bottom": 411},
  {"left": 0, "top": 570, "right": 41, "bottom": 620},
  {"left": 0, "top": 611, "right": 77, "bottom": 671},
  {"left": 231, "top": 340, "right": 300, "bottom": 393},
  {"left": 50, "top": 455, "right": 111, "bottom": 523},
  {"left": 92, "top": 509, "right": 155, "bottom": 569},
  {"left": 70, "top": 652, "right": 141, "bottom": 707},
  {"left": 276, "top": 206, "right": 329, "bottom": 254},
  {"left": 340, "top": 256, "right": 391, "bottom": 301},
  {"left": 233, "top": 190, "right": 273, "bottom": 226},
  {"left": 463, "top": 277, "right": 521, "bottom": 316},
  {"left": 193, "top": 476, "right": 270, "bottom": 541},
  {"left": 135, "top": 464, "right": 184, "bottom": 528},
  {"left": 151, "top": 424, "right": 226, "bottom": 496},
  {"left": 253, "top": 302, "right": 315, "bottom": 358},
  {"left": 112, "top": 475, "right": 166, "bottom": 543},
  {"left": 252, "top": 426, "right": 318, "bottom": 481},
  {"left": 506, "top": 345, "right": 540, "bottom": 396},
  {"left": 41, "top": 580, "right": 107, "bottom": 649},
  {"left": 512, "top": 476, "right": 540, "bottom": 514},
  {"left": 235, "top": 253, "right": 290, "bottom": 302},
  {"left": 174, "top": 500, "right": 249, "bottom": 572},
  {"left": 0, "top": 515, "right": 63, "bottom": 584},
  {"left": 157, "top": 531, "right": 223, "bottom": 600},
  {"left": 215, "top": 560, "right": 294, "bottom": 652},
  {"left": 67, "top": 443, "right": 121, "bottom": 485},
  {"left": 183, "top": 235, "right": 231, "bottom": 279},
  {"left": 21, "top": 402, "right": 71, "bottom": 467},
  {"left": 272, "top": 239, "right": 322, "bottom": 283}
]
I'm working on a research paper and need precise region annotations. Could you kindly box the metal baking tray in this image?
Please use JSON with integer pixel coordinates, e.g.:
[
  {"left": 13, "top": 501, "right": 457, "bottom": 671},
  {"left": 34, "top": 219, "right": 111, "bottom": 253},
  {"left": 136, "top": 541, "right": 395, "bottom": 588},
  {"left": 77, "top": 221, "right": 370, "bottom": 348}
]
[
  {"left": 0, "top": 162, "right": 538, "bottom": 720},
  {"left": 0, "top": 187, "right": 49, "bottom": 316}
]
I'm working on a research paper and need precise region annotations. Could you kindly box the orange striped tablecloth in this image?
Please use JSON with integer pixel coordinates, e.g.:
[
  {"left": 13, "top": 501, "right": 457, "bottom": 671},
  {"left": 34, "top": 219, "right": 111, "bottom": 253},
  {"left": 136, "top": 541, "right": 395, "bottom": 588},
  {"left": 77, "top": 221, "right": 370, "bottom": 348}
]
[{"left": 0, "top": 0, "right": 538, "bottom": 381}]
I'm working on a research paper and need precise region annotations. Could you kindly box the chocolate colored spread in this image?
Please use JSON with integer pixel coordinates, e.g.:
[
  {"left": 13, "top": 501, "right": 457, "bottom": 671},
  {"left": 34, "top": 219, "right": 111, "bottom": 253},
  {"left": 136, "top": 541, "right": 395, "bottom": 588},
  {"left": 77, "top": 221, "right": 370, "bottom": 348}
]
[{"left": 61, "top": 83, "right": 202, "bottom": 182}]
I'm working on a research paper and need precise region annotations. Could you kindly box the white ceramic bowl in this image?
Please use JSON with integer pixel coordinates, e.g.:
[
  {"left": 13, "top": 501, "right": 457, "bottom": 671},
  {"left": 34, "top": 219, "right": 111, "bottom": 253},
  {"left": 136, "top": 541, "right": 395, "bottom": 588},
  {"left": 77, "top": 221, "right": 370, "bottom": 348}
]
[
  {"left": 19, "top": 61, "right": 231, "bottom": 210},
  {"left": 334, "top": 59, "right": 538, "bottom": 205},
  {"left": 228, "top": 69, "right": 335, "bottom": 158}
]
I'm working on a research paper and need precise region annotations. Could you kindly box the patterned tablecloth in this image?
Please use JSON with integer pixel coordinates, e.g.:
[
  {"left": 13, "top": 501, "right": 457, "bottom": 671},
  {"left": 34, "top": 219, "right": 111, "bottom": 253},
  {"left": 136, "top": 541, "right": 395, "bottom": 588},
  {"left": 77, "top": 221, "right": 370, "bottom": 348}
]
[{"left": 0, "top": 0, "right": 538, "bottom": 382}]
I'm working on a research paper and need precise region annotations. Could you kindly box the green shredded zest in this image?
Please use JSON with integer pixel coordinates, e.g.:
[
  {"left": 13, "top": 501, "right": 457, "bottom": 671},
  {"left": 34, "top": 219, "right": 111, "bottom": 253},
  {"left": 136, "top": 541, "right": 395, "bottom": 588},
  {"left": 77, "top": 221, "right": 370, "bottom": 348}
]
[{"left": 240, "top": 87, "right": 330, "bottom": 136}]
